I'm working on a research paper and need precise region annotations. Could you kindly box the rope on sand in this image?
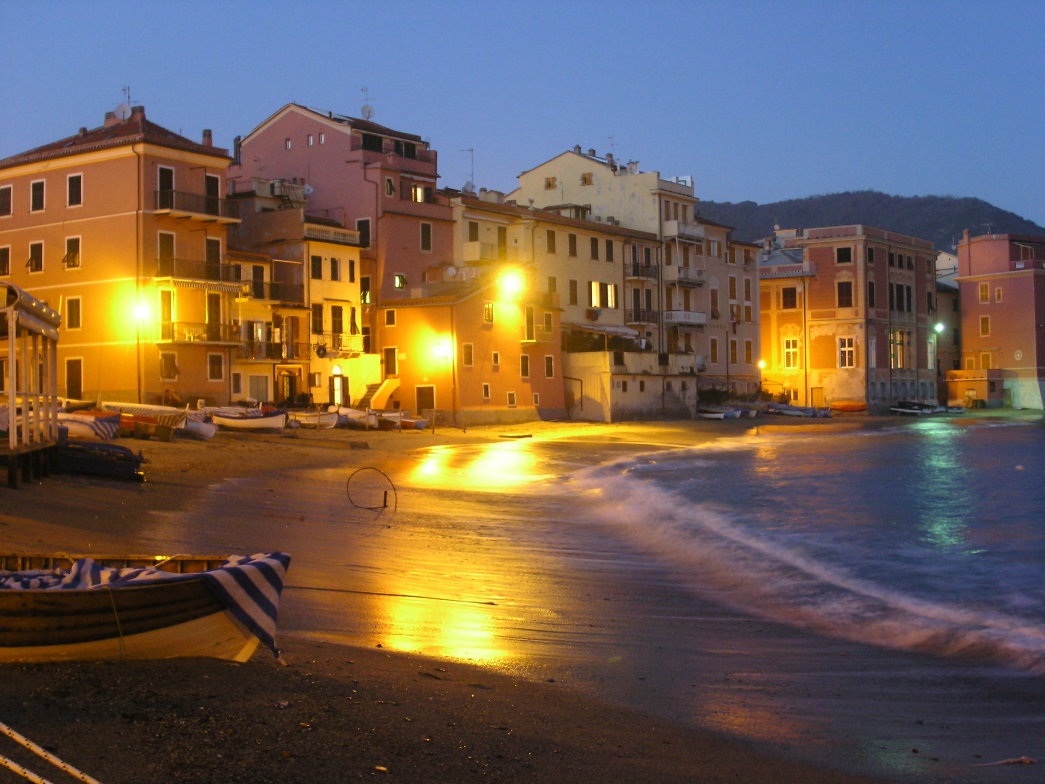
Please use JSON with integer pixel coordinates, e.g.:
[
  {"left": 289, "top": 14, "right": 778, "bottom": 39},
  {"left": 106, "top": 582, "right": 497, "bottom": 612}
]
[
  {"left": 0, "top": 720, "right": 103, "bottom": 783},
  {"left": 347, "top": 466, "right": 398, "bottom": 514}
]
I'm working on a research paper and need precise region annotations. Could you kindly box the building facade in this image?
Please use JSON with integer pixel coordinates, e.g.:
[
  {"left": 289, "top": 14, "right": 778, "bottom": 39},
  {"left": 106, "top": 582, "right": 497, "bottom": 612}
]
[
  {"left": 0, "top": 106, "right": 243, "bottom": 405},
  {"left": 953, "top": 231, "right": 1045, "bottom": 409},
  {"left": 760, "top": 225, "right": 938, "bottom": 413}
]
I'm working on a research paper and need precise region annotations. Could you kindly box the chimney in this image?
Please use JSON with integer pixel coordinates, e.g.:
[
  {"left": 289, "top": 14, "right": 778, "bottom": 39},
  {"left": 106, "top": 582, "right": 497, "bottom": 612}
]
[
  {"left": 573, "top": 144, "right": 582, "bottom": 154},
  {"left": 131, "top": 106, "right": 145, "bottom": 120},
  {"left": 202, "top": 129, "right": 213, "bottom": 147},
  {"left": 104, "top": 111, "right": 119, "bottom": 127},
  {"left": 78, "top": 127, "right": 88, "bottom": 137},
  {"left": 587, "top": 148, "right": 596, "bottom": 157}
]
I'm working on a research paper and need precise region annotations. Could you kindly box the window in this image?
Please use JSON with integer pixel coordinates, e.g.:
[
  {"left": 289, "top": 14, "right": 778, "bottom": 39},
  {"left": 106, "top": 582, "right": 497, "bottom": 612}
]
[
  {"left": 310, "top": 255, "right": 322, "bottom": 280},
  {"left": 568, "top": 234, "right": 577, "bottom": 257},
  {"left": 394, "top": 273, "right": 407, "bottom": 289},
  {"left": 546, "top": 230, "right": 556, "bottom": 254},
  {"left": 744, "top": 278, "right": 752, "bottom": 301},
  {"left": 385, "top": 309, "right": 396, "bottom": 327},
  {"left": 360, "top": 276, "right": 371, "bottom": 305},
  {"left": 207, "top": 353, "right": 224, "bottom": 381},
  {"left": 868, "top": 281, "right": 876, "bottom": 308},
  {"left": 492, "top": 351, "right": 500, "bottom": 366},
  {"left": 728, "top": 275, "right": 737, "bottom": 300},
  {"left": 995, "top": 287, "right": 1003, "bottom": 303},
  {"left": 59, "top": 237, "right": 80, "bottom": 269},
  {"left": 507, "top": 391, "right": 517, "bottom": 407},
  {"left": 30, "top": 181, "right": 44, "bottom": 212},
  {"left": 905, "top": 285, "right": 913, "bottom": 313},
  {"left": 28, "top": 241, "right": 43, "bottom": 273},
  {"left": 545, "top": 356, "right": 554, "bottom": 378},
  {"left": 330, "top": 258, "right": 341, "bottom": 282},
  {"left": 0, "top": 186, "right": 10, "bottom": 216},
  {"left": 836, "top": 247, "right": 852, "bottom": 264},
  {"left": 319, "top": 132, "right": 325, "bottom": 145},
  {"left": 312, "top": 304, "right": 324, "bottom": 334},
  {"left": 0, "top": 247, "right": 8, "bottom": 276},
  {"left": 644, "top": 247, "right": 652, "bottom": 265},
  {"left": 520, "top": 355, "right": 530, "bottom": 378},
  {"left": 482, "top": 383, "right": 491, "bottom": 399},
  {"left": 533, "top": 393, "right": 541, "bottom": 406},
  {"left": 979, "top": 315, "right": 990, "bottom": 336},
  {"left": 160, "top": 352, "right": 178, "bottom": 380},
  {"left": 232, "top": 372, "right": 242, "bottom": 396},
  {"left": 463, "top": 343, "right": 474, "bottom": 367},
  {"left": 411, "top": 184, "right": 432, "bottom": 203},
  {"left": 782, "top": 287, "right": 797, "bottom": 309},
  {"left": 356, "top": 219, "right": 371, "bottom": 248},
  {"left": 605, "top": 240, "right": 614, "bottom": 262},
  {"left": 784, "top": 338, "right": 799, "bottom": 369},
  {"left": 744, "top": 305, "right": 752, "bottom": 322},
  {"left": 869, "top": 334, "right": 877, "bottom": 369},
  {"left": 981, "top": 352, "right": 992, "bottom": 370},
  {"left": 978, "top": 283, "right": 989, "bottom": 303},
  {"left": 547, "top": 276, "right": 557, "bottom": 294},
  {"left": 708, "top": 240, "right": 721, "bottom": 258},
  {"left": 285, "top": 138, "right": 291, "bottom": 149},
  {"left": 569, "top": 280, "right": 578, "bottom": 305},
  {"left": 890, "top": 329, "right": 907, "bottom": 369},
  {"left": 67, "top": 174, "right": 82, "bottom": 207},
  {"left": 866, "top": 247, "right": 875, "bottom": 264},
  {"left": 420, "top": 222, "right": 432, "bottom": 251},
  {"left": 385, "top": 178, "right": 395, "bottom": 197},
  {"left": 889, "top": 252, "right": 896, "bottom": 267},
  {"left": 745, "top": 340, "right": 753, "bottom": 364},
  {"left": 839, "top": 337, "right": 855, "bottom": 368},
  {"left": 837, "top": 281, "right": 853, "bottom": 308},
  {"left": 66, "top": 297, "right": 81, "bottom": 329},
  {"left": 730, "top": 339, "right": 738, "bottom": 364},
  {"left": 544, "top": 177, "right": 556, "bottom": 190},
  {"left": 468, "top": 221, "right": 479, "bottom": 242},
  {"left": 307, "top": 134, "right": 314, "bottom": 147},
  {"left": 348, "top": 259, "right": 356, "bottom": 283},
  {"left": 483, "top": 301, "right": 494, "bottom": 323},
  {"left": 710, "top": 338, "right": 719, "bottom": 364},
  {"left": 590, "top": 237, "right": 599, "bottom": 260},
  {"left": 580, "top": 172, "right": 593, "bottom": 185}
]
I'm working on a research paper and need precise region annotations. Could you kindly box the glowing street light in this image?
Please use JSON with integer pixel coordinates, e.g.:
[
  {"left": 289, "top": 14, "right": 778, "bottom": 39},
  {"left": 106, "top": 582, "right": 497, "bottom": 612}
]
[{"left": 497, "top": 268, "right": 525, "bottom": 300}]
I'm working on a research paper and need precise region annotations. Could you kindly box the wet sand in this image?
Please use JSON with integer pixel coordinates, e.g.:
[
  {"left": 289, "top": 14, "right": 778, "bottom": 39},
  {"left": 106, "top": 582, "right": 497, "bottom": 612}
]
[{"left": 0, "top": 414, "right": 1039, "bottom": 782}]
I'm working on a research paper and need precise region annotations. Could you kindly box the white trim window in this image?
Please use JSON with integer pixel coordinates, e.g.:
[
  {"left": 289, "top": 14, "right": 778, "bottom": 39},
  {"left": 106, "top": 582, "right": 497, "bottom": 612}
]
[{"left": 839, "top": 337, "right": 855, "bottom": 368}]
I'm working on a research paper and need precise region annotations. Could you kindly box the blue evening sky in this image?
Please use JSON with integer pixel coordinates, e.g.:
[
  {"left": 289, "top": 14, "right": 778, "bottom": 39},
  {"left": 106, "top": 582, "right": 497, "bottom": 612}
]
[{"left": 2, "top": 0, "right": 1042, "bottom": 225}]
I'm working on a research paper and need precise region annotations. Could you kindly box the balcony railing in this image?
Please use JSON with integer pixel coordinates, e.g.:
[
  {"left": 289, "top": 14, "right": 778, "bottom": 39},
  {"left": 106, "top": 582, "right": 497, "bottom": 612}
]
[
  {"left": 238, "top": 341, "right": 310, "bottom": 361},
  {"left": 625, "top": 309, "right": 659, "bottom": 324},
  {"left": 158, "top": 321, "right": 239, "bottom": 343},
  {"left": 662, "top": 220, "right": 705, "bottom": 241},
  {"left": 523, "top": 325, "right": 555, "bottom": 343},
  {"left": 304, "top": 224, "right": 359, "bottom": 245},
  {"left": 154, "top": 190, "right": 239, "bottom": 222},
  {"left": 663, "top": 265, "right": 705, "bottom": 286},
  {"left": 663, "top": 310, "right": 708, "bottom": 328},
  {"left": 313, "top": 332, "right": 364, "bottom": 356},
  {"left": 156, "top": 257, "right": 238, "bottom": 282},
  {"left": 240, "top": 279, "right": 305, "bottom": 304},
  {"left": 462, "top": 241, "right": 524, "bottom": 264},
  {"left": 625, "top": 263, "right": 658, "bottom": 280}
]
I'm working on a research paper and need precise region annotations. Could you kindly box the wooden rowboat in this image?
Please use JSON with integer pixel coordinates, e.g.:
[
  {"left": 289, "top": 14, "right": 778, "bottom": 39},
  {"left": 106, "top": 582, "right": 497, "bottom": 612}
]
[
  {"left": 0, "top": 552, "right": 290, "bottom": 663},
  {"left": 289, "top": 409, "right": 339, "bottom": 429},
  {"left": 211, "top": 409, "right": 286, "bottom": 432}
]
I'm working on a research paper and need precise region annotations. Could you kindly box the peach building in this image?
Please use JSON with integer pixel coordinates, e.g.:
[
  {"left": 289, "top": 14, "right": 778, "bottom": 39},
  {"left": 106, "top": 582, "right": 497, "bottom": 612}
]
[
  {"left": 760, "top": 225, "right": 938, "bottom": 413},
  {"left": 953, "top": 231, "right": 1045, "bottom": 409},
  {"left": 0, "top": 106, "right": 241, "bottom": 405}
]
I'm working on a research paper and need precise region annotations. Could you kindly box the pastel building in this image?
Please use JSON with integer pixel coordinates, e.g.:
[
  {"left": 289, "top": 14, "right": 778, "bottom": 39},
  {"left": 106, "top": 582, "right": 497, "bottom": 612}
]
[
  {"left": 759, "top": 225, "right": 938, "bottom": 413},
  {"left": 952, "top": 231, "right": 1045, "bottom": 409},
  {"left": 0, "top": 106, "right": 242, "bottom": 405},
  {"left": 507, "top": 146, "right": 761, "bottom": 399}
]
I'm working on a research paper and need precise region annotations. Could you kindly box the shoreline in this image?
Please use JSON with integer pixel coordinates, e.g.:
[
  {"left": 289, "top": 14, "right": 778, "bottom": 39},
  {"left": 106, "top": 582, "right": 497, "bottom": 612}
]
[{"left": 0, "top": 411, "right": 1039, "bottom": 782}]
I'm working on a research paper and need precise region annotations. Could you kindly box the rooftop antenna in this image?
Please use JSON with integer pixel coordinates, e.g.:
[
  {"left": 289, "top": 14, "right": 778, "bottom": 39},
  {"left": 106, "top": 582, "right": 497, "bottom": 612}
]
[
  {"left": 460, "top": 148, "right": 474, "bottom": 187},
  {"left": 113, "top": 85, "right": 133, "bottom": 121},
  {"left": 360, "top": 86, "right": 374, "bottom": 120}
]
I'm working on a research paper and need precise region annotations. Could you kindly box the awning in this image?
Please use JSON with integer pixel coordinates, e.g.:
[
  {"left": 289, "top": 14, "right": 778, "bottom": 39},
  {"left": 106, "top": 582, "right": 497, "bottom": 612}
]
[{"left": 562, "top": 322, "right": 640, "bottom": 339}]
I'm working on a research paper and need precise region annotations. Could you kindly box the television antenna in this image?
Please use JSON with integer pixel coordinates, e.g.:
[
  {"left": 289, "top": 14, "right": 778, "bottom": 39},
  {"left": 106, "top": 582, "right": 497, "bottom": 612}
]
[
  {"left": 460, "top": 148, "right": 474, "bottom": 188},
  {"left": 360, "top": 86, "right": 374, "bottom": 120}
]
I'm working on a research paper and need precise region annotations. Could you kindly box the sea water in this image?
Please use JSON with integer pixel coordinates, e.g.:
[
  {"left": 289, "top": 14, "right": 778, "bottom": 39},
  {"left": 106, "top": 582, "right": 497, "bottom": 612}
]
[{"left": 572, "top": 418, "right": 1045, "bottom": 677}]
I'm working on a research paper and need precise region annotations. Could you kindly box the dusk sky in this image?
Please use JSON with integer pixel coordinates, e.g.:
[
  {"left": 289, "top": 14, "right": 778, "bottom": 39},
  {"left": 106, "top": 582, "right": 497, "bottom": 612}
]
[{"left": 3, "top": 0, "right": 1042, "bottom": 225}]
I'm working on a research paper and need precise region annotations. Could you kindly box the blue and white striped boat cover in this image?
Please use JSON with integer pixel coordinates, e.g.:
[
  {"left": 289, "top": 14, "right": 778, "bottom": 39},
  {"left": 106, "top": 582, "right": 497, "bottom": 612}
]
[
  {"left": 57, "top": 411, "right": 121, "bottom": 440},
  {"left": 0, "top": 552, "right": 291, "bottom": 657}
]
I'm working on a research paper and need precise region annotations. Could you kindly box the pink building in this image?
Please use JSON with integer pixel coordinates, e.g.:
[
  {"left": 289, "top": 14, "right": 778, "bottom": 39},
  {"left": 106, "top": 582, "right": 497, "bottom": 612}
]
[{"left": 954, "top": 230, "right": 1045, "bottom": 408}]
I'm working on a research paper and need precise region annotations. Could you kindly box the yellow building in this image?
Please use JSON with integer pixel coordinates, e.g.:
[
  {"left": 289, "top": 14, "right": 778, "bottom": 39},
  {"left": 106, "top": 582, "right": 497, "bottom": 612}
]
[{"left": 0, "top": 105, "right": 241, "bottom": 405}]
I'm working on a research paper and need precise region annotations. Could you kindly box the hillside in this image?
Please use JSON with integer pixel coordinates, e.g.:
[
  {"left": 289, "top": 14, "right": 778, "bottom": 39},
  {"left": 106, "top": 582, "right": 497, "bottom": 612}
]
[{"left": 695, "top": 191, "right": 1045, "bottom": 250}]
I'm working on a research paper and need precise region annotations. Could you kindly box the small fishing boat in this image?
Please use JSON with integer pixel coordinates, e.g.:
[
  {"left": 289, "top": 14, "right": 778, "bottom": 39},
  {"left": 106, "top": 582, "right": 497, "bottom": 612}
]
[
  {"left": 766, "top": 402, "right": 832, "bottom": 418},
  {"left": 56, "top": 409, "right": 121, "bottom": 440},
  {"left": 698, "top": 406, "right": 743, "bottom": 420},
  {"left": 337, "top": 407, "right": 379, "bottom": 429},
  {"left": 0, "top": 552, "right": 291, "bottom": 663},
  {"left": 211, "top": 408, "right": 286, "bottom": 432},
  {"left": 289, "top": 409, "right": 340, "bottom": 429},
  {"left": 55, "top": 441, "right": 146, "bottom": 481},
  {"left": 178, "top": 418, "right": 218, "bottom": 440}
]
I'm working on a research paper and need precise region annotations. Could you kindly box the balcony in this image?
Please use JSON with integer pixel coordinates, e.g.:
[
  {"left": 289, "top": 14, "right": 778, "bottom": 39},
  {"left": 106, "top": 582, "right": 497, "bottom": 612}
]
[
  {"left": 238, "top": 341, "right": 311, "bottom": 362},
  {"left": 462, "top": 241, "right": 523, "bottom": 264},
  {"left": 154, "top": 190, "right": 239, "bottom": 224},
  {"left": 662, "top": 265, "right": 705, "bottom": 286},
  {"left": 625, "top": 308, "right": 659, "bottom": 325},
  {"left": 155, "top": 257, "right": 242, "bottom": 292},
  {"left": 625, "top": 263, "right": 658, "bottom": 280},
  {"left": 663, "top": 310, "right": 708, "bottom": 328},
  {"left": 157, "top": 321, "right": 239, "bottom": 344},
  {"left": 662, "top": 220, "right": 705, "bottom": 241},
  {"left": 313, "top": 332, "right": 364, "bottom": 358},
  {"left": 239, "top": 279, "right": 305, "bottom": 305},
  {"left": 304, "top": 224, "right": 359, "bottom": 245},
  {"left": 522, "top": 325, "right": 555, "bottom": 343}
]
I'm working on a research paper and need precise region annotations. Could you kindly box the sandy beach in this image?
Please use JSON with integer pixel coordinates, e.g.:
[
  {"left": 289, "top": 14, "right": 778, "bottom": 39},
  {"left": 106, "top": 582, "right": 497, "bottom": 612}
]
[{"left": 0, "top": 414, "right": 1037, "bottom": 783}]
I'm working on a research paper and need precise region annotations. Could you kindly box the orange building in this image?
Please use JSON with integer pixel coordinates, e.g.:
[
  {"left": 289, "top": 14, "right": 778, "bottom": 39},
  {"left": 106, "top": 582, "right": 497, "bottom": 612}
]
[{"left": 0, "top": 105, "right": 242, "bottom": 405}]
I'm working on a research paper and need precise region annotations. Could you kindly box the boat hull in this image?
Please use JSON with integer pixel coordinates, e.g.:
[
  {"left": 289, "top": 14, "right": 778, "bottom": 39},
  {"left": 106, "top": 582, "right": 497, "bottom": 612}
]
[
  {"left": 212, "top": 411, "right": 286, "bottom": 432},
  {"left": 289, "top": 410, "right": 339, "bottom": 429}
]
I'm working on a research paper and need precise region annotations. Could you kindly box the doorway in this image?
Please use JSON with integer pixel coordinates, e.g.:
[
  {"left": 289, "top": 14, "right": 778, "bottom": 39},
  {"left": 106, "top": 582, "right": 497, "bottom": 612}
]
[{"left": 416, "top": 385, "right": 435, "bottom": 417}]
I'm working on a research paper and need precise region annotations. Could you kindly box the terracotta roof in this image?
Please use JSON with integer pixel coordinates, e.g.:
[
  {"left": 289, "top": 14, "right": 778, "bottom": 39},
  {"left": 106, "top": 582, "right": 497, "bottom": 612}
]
[
  {"left": 295, "top": 104, "right": 424, "bottom": 144},
  {"left": 453, "top": 194, "right": 659, "bottom": 240},
  {"left": 0, "top": 107, "right": 229, "bottom": 169}
]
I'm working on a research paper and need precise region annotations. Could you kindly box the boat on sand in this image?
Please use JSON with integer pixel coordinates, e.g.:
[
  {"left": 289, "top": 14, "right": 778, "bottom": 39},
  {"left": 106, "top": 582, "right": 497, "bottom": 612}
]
[
  {"left": 211, "top": 408, "right": 287, "bottom": 432},
  {"left": 0, "top": 552, "right": 290, "bottom": 663}
]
